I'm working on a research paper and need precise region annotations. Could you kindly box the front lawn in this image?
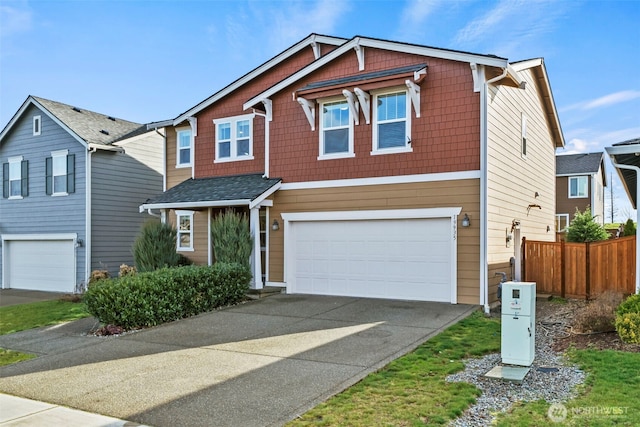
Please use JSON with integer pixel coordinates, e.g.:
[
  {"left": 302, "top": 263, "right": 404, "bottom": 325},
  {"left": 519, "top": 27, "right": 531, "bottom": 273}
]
[{"left": 0, "top": 299, "right": 90, "bottom": 335}]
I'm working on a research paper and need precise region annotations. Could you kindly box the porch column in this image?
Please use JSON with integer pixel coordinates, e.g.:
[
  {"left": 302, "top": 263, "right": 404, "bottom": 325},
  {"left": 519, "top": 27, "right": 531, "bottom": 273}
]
[{"left": 249, "top": 207, "right": 263, "bottom": 289}]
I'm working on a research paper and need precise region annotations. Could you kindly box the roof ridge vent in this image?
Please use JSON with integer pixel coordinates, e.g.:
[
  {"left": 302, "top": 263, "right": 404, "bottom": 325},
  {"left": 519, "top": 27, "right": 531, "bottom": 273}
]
[
  {"left": 72, "top": 107, "right": 81, "bottom": 112},
  {"left": 100, "top": 129, "right": 110, "bottom": 135}
]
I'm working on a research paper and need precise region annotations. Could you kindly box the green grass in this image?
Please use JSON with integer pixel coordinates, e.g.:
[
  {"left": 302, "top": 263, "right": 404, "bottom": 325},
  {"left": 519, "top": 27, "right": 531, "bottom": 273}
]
[
  {"left": 0, "top": 348, "right": 36, "bottom": 367},
  {"left": 0, "top": 299, "right": 90, "bottom": 335},
  {"left": 497, "top": 349, "right": 640, "bottom": 426},
  {"left": 288, "top": 311, "right": 501, "bottom": 426}
]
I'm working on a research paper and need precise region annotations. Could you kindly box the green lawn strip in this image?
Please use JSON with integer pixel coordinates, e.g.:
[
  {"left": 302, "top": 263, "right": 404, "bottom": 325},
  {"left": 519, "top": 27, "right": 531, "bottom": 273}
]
[
  {"left": 0, "top": 348, "right": 36, "bottom": 367},
  {"left": 496, "top": 349, "right": 640, "bottom": 426},
  {"left": 0, "top": 299, "right": 90, "bottom": 336},
  {"left": 288, "top": 311, "right": 500, "bottom": 426}
]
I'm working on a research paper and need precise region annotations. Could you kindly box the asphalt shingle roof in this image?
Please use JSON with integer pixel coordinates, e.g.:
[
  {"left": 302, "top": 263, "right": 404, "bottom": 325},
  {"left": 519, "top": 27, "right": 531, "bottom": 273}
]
[
  {"left": 33, "top": 96, "right": 144, "bottom": 146},
  {"left": 144, "top": 174, "right": 282, "bottom": 205},
  {"left": 556, "top": 152, "right": 604, "bottom": 175},
  {"left": 298, "top": 63, "right": 428, "bottom": 92}
]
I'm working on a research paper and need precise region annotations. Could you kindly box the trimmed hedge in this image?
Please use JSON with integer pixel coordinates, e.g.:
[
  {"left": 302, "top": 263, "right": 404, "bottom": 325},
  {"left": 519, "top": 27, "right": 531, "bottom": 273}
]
[{"left": 84, "top": 263, "right": 251, "bottom": 330}]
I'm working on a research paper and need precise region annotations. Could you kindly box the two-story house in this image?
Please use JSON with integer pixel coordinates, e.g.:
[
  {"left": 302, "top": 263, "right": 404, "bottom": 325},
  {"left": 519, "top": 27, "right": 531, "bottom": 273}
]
[
  {"left": 141, "top": 34, "right": 564, "bottom": 311},
  {"left": 555, "top": 152, "right": 606, "bottom": 231},
  {"left": 1, "top": 96, "right": 163, "bottom": 293}
]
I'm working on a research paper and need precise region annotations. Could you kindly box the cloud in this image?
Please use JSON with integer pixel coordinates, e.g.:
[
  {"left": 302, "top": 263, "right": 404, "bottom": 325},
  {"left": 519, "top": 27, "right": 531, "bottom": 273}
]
[
  {"left": 560, "top": 126, "right": 640, "bottom": 154},
  {"left": 562, "top": 90, "right": 640, "bottom": 112},
  {"left": 454, "top": 0, "right": 518, "bottom": 46},
  {"left": 0, "top": 2, "right": 32, "bottom": 38}
]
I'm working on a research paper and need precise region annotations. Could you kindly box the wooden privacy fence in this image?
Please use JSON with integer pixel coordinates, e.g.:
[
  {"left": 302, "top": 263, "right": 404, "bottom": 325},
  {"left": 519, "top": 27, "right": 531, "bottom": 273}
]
[{"left": 523, "top": 236, "right": 636, "bottom": 299}]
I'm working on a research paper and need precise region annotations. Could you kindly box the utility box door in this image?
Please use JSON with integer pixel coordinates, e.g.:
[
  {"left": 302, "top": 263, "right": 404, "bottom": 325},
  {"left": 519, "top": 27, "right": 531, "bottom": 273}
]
[{"left": 501, "top": 316, "right": 535, "bottom": 365}]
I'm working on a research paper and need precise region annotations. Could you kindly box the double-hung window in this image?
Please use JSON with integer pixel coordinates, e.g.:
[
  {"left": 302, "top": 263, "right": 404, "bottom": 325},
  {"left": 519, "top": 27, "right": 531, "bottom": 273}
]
[
  {"left": 555, "top": 214, "right": 570, "bottom": 232},
  {"left": 176, "top": 128, "right": 192, "bottom": 167},
  {"left": 46, "top": 150, "right": 75, "bottom": 196},
  {"left": 214, "top": 114, "right": 254, "bottom": 162},
  {"left": 3, "top": 156, "right": 28, "bottom": 199},
  {"left": 372, "top": 90, "right": 411, "bottom": 154},
  {"left": 176, "top": 210, "right": 194, "bottom": 251},
  {"left": 569, "top": 176, "right": 588, "bottom": 198},
  {"left": 319, "top": 98, "right": 353, "bottom": 159}
]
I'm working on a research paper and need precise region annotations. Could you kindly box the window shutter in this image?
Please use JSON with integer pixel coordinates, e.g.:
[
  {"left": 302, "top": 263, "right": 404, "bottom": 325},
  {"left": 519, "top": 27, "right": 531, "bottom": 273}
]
[
  {"left": 2, "top": 163, "right": 8, "bottom": 198},
  {"left": 45, "top": 157, "right": 52, "bottom": 195},
  {"left": 21, "top": 160, "right": 28, "bottom": 197},
  {"left": 67, "top": 154, "right": 75, "bottom": 193}
]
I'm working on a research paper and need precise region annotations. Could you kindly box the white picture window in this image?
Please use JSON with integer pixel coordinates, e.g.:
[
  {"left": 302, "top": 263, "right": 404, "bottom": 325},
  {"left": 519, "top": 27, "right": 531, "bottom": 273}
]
[
  {"left": 372, "top": 90, "right": 411, "bottom": 154},
  {"left": 33, "top": 115, "right": 41, "bottom": 136},
  {"left": 569, "top": 176, "right": 588, "bottom": 198},
  {"left": 319, "top": 98, "right": 354, "bottom": 159},
  {"left": 176, "top": 128, "right": 192, "bottom": 167},
  {"left": 8, "top": 156, "right": 23, "bottom": 198},
  {"left": 52, "top": 150, "right": 68, "bottom": 195},
  {"left": 556, "top": 214, "right": 570, "bottom": 232},
  {"left": 176, "top": 211, "right": 194, "bottom": 251},
  {"left": 213, "top": 114, "right": 254, "bottom": 162}
]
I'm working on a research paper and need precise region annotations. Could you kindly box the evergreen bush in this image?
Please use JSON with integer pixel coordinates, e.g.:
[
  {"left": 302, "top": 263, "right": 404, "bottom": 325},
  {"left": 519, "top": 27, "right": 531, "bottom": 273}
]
[
  {"left": 623, "top": 218, "right": 637, "bottom": 236},
  {"left": 566, "top": 206, "right": 609, "bottom": 242},
  {"left": 211, "top": 209, "right": 253, "bottom": 267},
  {"left": 615, "top": 294, "right": 640, "bottom": 344},
  {"left": 132, "top": 221, "right": 182, "bottom": 272}
]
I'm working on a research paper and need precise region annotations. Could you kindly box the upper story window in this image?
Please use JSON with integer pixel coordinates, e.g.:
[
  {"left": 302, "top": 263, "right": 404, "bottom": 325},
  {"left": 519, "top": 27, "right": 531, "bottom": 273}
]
[
  {"left": 176, "top": 128, "right": 192, "bottom": 167},
  {"left": 521, "top": 113, "right": 527, "bottom": 158},
  {"left": 46, "top": 150, "right": 75, "bottom": 196},
  {"left": 213, "top": 114, "right": 254, "bottom": 163},
  {"left": 372, "top": 89, "right": 411, "bottom": 155},
  {"left": 176, "top": 210, "right": 194, "bottom": 251},
  {"left": 569, "top": 176, "right": 588, "bottom": 198},
  {"left": 3, "top": 156, "right": 28, "bottom": 199},
  {"left": 319, "top": 98, "right": 354, "bottom": 159},
  {"left": 33, "top": 115, "right": 41, "bottom": 136}
]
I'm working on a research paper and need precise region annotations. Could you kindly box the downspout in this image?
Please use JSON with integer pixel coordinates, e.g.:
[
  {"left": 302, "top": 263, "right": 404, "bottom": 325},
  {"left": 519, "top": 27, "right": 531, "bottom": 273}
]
[
  {"left": 479, "top": 67, "right": 510, "bottom": 314},
  {"left": 609, "top": 160, "right": 640, "bottom": 294}
]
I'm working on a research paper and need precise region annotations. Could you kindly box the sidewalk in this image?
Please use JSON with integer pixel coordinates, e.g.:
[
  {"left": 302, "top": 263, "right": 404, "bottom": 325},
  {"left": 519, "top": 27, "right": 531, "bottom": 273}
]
[{"left": 0, "top": 393, "right": 149, "bottom": 426}]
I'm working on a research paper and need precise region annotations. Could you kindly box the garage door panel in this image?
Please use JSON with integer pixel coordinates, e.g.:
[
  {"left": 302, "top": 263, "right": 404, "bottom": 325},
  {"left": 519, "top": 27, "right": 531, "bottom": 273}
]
[{"left": 291, "top": 217, "right": 454, "bottom": 302}]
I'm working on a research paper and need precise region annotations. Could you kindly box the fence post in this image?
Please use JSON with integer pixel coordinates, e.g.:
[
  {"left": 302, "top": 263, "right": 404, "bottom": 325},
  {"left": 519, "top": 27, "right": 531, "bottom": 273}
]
[
  {"left": 561, "top": 239, "right": 566, "bottom": 299},
  {"left": 585, "top": 241, "right": 591, "bottom": 300}
]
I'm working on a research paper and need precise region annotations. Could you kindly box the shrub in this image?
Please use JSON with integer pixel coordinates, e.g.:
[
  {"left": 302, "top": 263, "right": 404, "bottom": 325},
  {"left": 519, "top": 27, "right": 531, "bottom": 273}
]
[
  {"left": 211, "top": 209, "right": 253, "bottom": 267},
  {"left": 566, "top": 206, "right": 609, "bottom": 242},
  {"left": 623, "top": 218, "right": 637, "bottom": 236},
  {"left": 573, "top": 290, "right": 624, "bottom": 333},
  {"left": 615, "top": 294, "right": 640, "bottom": 344},
  {"left": 83, "top": 263, "right": 251, "bottom": 330},
  {"left": 132, "top": 221, "right": 181, "bottom": 272},
  {"left": 119, "top": 264, "right": 137, "bottom": 277},
  {"left": 88, "top": 269, "right": 110, "bottom": 286}
]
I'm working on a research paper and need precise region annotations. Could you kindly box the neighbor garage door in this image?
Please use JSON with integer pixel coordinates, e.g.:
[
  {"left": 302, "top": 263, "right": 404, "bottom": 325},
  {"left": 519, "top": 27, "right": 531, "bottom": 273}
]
[
  {"left": 286, "top": 212, "right": 457, "bottom": 303},
  {"left": 3, "top": 237, "right": 75, "bottom": 293}
]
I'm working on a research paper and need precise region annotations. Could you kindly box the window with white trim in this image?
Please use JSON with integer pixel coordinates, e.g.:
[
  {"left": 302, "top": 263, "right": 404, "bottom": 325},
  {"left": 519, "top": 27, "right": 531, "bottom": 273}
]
[
  {"left": 319, "top": 98, "right": 354, "bottom": 159},
  {"left": 569, "top": 176, "right": 588, "bottom": 198},
  {"left": 213, "top": 114, "right": 254, "bottom": 162},
  {"left": 46, "top": 150, "right": 75, "bottom": 196},
  {"left": 372, "top": 89, "right": 411, "bottom": 154},
  {"left": 176, "top": 210, "right": 194, "bottom": 251},
  {"left": 33, "top": 115, "right": 41, "bottom": 136},
  {"left": 176, "top": 128, "right": 192, "bottom": 167},
  {"left": 556, "top": 214, "right": 570, "bottom": 232},
  {"left": 3, "top": 156, "right": 28, "bottom": 199}
]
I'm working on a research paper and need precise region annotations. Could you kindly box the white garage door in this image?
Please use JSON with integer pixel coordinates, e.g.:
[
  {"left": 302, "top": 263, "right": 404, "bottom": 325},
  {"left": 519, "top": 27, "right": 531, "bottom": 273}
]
[
  {"left": 4, "top": 239, "right": 75, "bottom": 293},
  {"left": 288, "top": 216, "right": 456, "bottom": 302}
]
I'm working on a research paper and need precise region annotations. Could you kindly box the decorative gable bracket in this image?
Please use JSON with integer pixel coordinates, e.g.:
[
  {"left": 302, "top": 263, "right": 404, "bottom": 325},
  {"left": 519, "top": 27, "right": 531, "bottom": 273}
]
[
  {"left": 354, "top": 43, "right": 365, "bottom": 71},
  {"left": 405, "top": 80, "right": 421, "bottom": 118},
  {"left": 297, "top": 97, "right": 316, "bottom": 131},
  {"left": 261, "top": 98, "right": 273, "bottom": 121},
  {"left": 187, "top": 116, "right": 197, "bottom": 136},
  {"left": 342, "top": 90, "right": 360, "bottom": 125},
  {"left": 354, "top": 88, "right": 371, "bottom": 124}
]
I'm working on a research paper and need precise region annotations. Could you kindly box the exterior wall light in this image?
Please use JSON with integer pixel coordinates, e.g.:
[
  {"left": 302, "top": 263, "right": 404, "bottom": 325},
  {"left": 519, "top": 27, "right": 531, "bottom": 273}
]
[
  {"left": 271, "top": 219, "right": 280, "bottom": 231},
  {"left": 461, "top": 213, "right": 470, "bottom": 227}
]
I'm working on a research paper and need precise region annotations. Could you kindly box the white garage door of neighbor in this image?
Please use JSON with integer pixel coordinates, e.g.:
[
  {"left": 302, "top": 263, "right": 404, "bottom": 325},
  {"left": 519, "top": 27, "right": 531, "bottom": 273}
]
[
  {"left": 5, "top": 239, "right": 75, "bottom": 293},
  {"left": 290, "top": 218, "right": 454, "bottom": 302}
]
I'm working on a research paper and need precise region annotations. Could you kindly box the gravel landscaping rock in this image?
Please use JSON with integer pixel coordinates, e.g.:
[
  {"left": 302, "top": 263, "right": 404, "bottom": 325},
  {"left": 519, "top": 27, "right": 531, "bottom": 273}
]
[{"left": 446, "top": 303, "right": 587, "bottom": 426}]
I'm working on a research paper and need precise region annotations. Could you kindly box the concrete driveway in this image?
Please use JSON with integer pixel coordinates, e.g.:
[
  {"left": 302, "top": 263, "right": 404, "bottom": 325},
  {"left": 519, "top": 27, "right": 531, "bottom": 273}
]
[{"left": 0, "top": 294, "right": 476, "bottom": 427}]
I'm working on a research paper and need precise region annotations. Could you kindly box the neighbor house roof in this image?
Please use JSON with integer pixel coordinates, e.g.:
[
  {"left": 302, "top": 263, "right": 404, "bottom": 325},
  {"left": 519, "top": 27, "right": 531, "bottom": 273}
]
[
  {"left": 556, "top": 152, "right": 605, "bottom": 175},
  {"left": 140, "top": 173, "right": 282, "bottom": 211},
  {"left": 0, "top": 95, "right": 145, "bottom": 149},
  {"left": 605, "top": 138, "right": 640, "bottom": 208}
]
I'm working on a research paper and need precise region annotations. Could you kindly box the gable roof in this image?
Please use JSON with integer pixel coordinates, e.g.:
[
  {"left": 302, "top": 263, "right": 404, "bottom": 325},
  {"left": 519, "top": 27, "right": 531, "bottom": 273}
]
[
  {"left": 140, "top": 173, "right": 282, "bottom": 211},
  {"left": 0, "top": 95, "right": 144, "bottom": 149},
  {"left": 556, "top": 152, "right": 605, "bottom": 175}
]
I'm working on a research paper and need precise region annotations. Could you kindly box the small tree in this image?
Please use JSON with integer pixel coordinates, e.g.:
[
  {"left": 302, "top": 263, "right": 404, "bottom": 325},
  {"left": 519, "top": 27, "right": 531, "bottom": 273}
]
[
  {"left": 211, "top": 209, "right": 253, "bottom": 267},
  {"left": 623, "top": 218, "right": 637, "bottom": 236},
  {"left": 566, "top": 206, "right": 609, "bottom": 242},
  {"left": 132, "top": 220, "right": 182, "bottom": 272}
]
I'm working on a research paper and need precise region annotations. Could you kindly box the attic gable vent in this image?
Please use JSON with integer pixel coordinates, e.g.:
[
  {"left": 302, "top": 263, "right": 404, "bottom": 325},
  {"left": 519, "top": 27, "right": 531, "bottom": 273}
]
[
  {"left": 108, "top": 116, "right": 116, "bottom": 121},
  {"left": 100, "top": 129, "right": 110, "bottom": 135},
  {"left": 72, "top": 107, "right": 81, "bottom": 113}
]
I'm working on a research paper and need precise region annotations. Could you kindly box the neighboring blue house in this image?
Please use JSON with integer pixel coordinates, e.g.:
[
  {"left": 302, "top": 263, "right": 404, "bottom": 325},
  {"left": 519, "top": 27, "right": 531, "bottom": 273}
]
[{"left": 0, "top": 96, "right": 163, "bottom": 293}]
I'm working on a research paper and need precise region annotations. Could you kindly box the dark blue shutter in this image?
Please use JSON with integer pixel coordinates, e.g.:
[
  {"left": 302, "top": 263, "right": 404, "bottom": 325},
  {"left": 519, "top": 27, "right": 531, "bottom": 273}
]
[
  {"left": 45, "top": 157, "right": 52, "bottom": 195},
  {"left": 2, "top": 163, "right": 8, "bottom": 198},
  {"left": 21, "top": 160, "right": 28, "bottom": 197},
  {"left": 67, "top": 154, "right": 75, "bottom": 194}
]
